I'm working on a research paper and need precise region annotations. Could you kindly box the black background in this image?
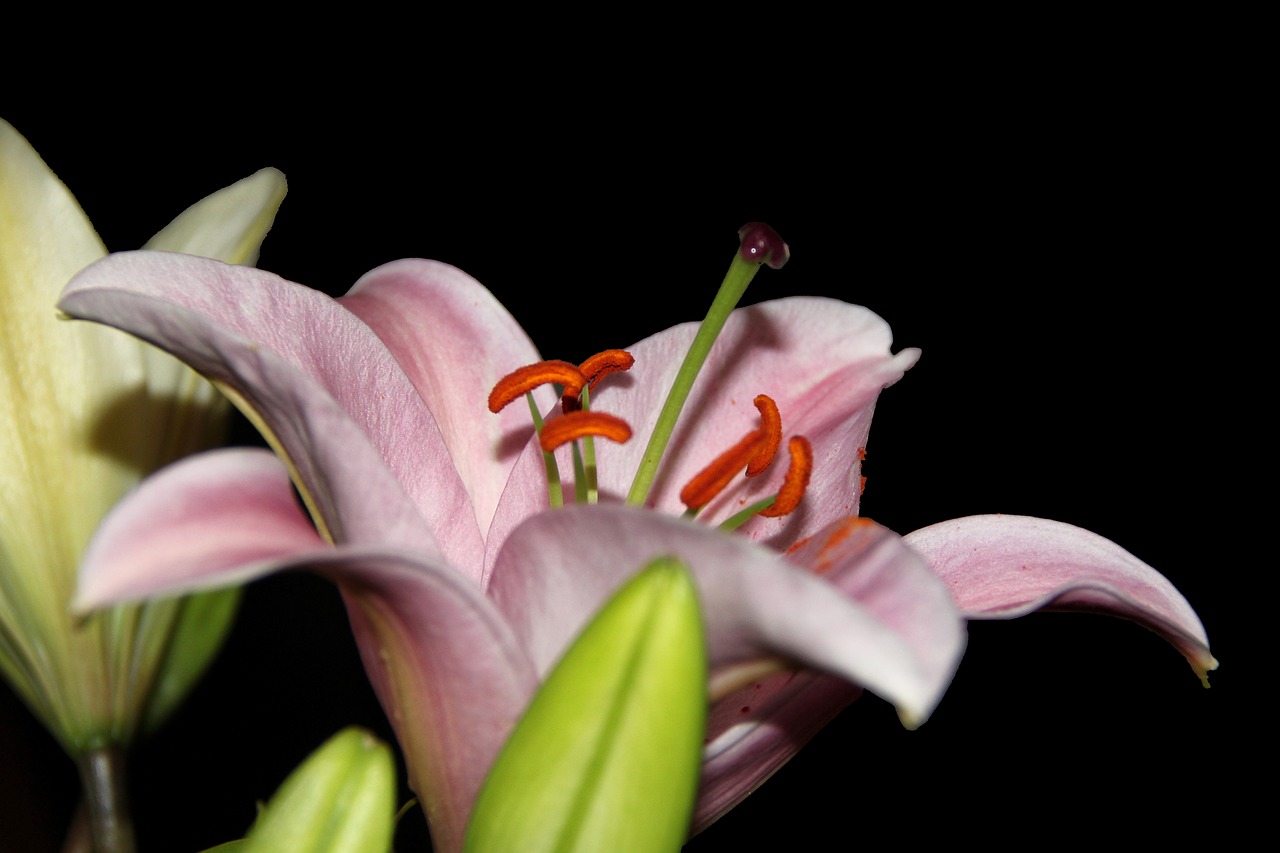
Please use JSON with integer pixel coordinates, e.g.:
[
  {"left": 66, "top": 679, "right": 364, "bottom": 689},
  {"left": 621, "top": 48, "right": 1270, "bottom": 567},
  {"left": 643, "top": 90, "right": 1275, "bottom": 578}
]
[{"left": 2, "top": 28, "right": 1254, "bottom": 852}]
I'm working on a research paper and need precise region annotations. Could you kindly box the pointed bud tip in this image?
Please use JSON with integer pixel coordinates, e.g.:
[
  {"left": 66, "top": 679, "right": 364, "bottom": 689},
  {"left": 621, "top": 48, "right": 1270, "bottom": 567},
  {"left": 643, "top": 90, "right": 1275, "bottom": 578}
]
[{"left": 738, "top": 222, "right": 790, "bottom": 269}]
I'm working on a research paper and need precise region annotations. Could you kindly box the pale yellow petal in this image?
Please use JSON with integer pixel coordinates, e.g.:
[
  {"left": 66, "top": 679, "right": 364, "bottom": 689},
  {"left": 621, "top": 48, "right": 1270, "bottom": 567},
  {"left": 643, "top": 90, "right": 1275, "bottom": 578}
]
[
  {"left": 144, "top": 166, "right": 286, "bottom": 266},
  {"left": 0, "top": 119, "right": 281, "bottom": 747}
]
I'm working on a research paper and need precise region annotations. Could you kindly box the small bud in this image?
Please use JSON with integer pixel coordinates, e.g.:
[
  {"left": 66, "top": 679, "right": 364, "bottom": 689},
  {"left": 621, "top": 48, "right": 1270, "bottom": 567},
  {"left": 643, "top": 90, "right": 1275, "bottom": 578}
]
[{"left": 236, "top": 727, "right": 396, "bottom": 853}]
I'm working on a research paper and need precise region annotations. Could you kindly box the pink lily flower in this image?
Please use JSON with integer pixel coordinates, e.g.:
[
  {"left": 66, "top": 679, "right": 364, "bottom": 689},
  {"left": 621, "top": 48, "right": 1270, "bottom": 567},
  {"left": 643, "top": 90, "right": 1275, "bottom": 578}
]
[{"left": 56, "top": 229, "right": 1214, "bottom": 848}]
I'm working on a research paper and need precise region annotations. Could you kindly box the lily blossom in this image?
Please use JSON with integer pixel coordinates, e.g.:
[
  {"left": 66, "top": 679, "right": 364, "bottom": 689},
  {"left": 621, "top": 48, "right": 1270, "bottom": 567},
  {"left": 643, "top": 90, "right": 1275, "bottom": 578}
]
[
  {"left": 0, "top": 117, "right": 285, "bottom": 847},
  {"left": 57, "top": 226, "right": 1212, "bottom": 848}
]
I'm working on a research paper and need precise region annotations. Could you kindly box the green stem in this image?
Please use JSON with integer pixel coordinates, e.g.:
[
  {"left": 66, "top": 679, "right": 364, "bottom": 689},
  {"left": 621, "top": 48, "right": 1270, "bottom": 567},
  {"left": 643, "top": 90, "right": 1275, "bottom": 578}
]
[
  {"left": 626, "top": 252, "right": 763, "bottom": 506},
  {"left": 74, "top": 745, "right": 136, "bottom": 853}
]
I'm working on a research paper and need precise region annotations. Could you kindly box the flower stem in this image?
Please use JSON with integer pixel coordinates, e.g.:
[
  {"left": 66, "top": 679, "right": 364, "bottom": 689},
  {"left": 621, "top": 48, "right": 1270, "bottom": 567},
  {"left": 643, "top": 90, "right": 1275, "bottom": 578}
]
[
  {"left": 74, "top": 745, "right": 137, "bottom": 853},
  {"left": 625, "top": 251, "right": 762, "bottom": 506}
]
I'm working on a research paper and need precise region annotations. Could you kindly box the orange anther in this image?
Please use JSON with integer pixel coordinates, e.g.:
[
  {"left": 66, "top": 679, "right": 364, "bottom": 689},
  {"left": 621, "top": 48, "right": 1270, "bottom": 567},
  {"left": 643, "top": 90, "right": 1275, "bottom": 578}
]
[
  {"left": 760, "top": 436, "right": 813, "bottom": 518},
  {"left": 580, "top": 349, "right": 635, "bottom": 388},
  {"left": 563, "top": 349, "right": 636, "bottom": 412},
  {"left": 680, "top": 429, "right": 767, "bottom": 511},
  {"left": 539, "top": 411, "right": 633, "bottom": 453},
  {"left": 489, "top": 360, "right": 587, "bottom": 414},
  {"left": 746, "top": 394, "right": 782, "bottom": 477}
]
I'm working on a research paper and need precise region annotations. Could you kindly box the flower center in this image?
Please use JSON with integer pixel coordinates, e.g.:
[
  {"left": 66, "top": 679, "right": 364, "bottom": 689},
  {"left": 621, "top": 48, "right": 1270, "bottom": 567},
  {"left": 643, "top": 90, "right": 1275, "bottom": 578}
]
[{"left": 487, "top": 223, "right": 812, "bottom": 527}]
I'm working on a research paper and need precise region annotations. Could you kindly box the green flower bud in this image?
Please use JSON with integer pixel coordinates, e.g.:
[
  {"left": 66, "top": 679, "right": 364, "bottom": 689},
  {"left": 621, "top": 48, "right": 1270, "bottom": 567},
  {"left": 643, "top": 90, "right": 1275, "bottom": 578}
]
[
  {"left": 465, "top": 557, "right": 708, "bottom": 853},
  {"left": 231, "top": 727, "right": 397, "bottom": 853}
]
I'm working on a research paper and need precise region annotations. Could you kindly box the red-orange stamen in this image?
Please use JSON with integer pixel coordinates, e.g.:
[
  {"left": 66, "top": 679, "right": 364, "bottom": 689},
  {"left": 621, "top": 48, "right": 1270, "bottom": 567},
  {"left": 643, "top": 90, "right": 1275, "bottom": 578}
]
[
  {"left": 759, "top": 436, "right": 813, "bottom": 518},
  {"left": 746, "top": 394, "right": 782, "bottom": 477},
  {"left": 539, "top": 411, "right": 633, "bottom": 453},
  {"left": 680, "top": 430, "right": 766, "bottom": 511},
  {"left": 580, "top": 349, "right": 635, "bottom": 389},
  {"left": 489, "top": 360, "right": 587, "bottom": 413},
  {"left": 563, "top": 349, "right": 635, "bottom": 412}
]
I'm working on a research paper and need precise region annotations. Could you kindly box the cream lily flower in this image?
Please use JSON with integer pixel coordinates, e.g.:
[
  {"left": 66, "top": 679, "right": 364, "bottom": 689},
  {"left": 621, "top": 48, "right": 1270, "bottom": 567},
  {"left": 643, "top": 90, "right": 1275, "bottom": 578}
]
[{"left": 0, "top": 118, "right": 285, "bottom": 849}]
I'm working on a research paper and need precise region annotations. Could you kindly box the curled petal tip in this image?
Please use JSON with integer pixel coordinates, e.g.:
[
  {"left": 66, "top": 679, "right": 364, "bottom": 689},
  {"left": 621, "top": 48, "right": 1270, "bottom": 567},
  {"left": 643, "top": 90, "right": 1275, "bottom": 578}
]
[
  {"left": 1195, "top": 655, "right": 1219, "bottom": 689},
  {"left": 738, "top": 222, "right": 790, "bottom": 269}
]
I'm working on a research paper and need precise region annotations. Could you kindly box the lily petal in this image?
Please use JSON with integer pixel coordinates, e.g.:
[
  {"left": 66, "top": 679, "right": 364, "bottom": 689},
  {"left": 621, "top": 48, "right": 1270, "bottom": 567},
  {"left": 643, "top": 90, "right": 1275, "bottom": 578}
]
[
  {"left": 58, "top": 251, "right": 483, "bottom": 572},
  {"left": 74, "top": 449, "right": 327, "bottom": 609},
  {"left": 903, "top": 514, "right": 1217, "bottom": 684},
  {"left": 607, "top": 297, "right": 916, "bottom": 524},
  {"left": 1, "top": 120, "right": 286, "bottom": 747},
  {"left": 487, "top": 506, "right": 962, "bottom": 834},
  {"left": 74, "top": 446, "right": 540, "bottom": 853},
  {"left": 339, "top": 259, "right": 554, "bottom": 547},
  {"left": 483, "top": 297, "right": 918, "bottom": 579},
  {"left": 144, "top": 167, "right": 287, "bottom": 267}
]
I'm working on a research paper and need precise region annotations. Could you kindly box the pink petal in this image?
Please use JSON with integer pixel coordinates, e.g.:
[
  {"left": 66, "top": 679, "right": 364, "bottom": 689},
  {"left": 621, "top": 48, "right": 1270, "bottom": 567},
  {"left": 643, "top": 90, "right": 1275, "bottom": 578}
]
[
  {"left": 74, "top": 448, "right": 538, "bottom": 853},
  {"left": 340, "top": 260, "right": 555, "bottom": 548},
  {"left": 693, "top": 515, "right": 966, "bottom": 831},
  {"left": 695, "top": 672, "right": 860, "bottom": 835},
  {"left": 607, "top": 298, "right": 917, "bottom": 527},
  {"left": 903, "top": 514, "right": 1217, "bottom": 684},
  {"left": 487, "top": 503, "right": 963, "bottom": 837},
  {"left": 59, "top": 252, "right": 485, "bottom": 576},
  {"left": 482, "top": 297, "right": 918, "bottom": 579},
  {"left": 333, "top": 554, "right": 538, "bottom": 853},
  {"left": 75, "top": 448, "right": 327, "bottom": 609}
]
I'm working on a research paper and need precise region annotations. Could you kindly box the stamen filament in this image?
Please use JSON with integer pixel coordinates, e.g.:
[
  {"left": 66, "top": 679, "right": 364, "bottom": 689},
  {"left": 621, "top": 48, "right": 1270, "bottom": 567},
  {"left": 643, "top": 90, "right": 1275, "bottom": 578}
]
[
  {"left": 679, "top": 430, "right": 766, "bottom": 512},
  {"left": 540, "top": 406, "right": 633, "bottom": 503},
  {"left": 627, "top": 223, "right": 789, "bottom": 506},
  {"left": 527, "top": 393, "right": 564, "bottom": 508},
  {"left": 759, "top": 436, "right": 813, "bottom": 518},
  {"left": 718, "top": 496, "right": 777, "bottom": 531},
  {"left": 571, "top": 441, "right": 589, "bottom": 504}
]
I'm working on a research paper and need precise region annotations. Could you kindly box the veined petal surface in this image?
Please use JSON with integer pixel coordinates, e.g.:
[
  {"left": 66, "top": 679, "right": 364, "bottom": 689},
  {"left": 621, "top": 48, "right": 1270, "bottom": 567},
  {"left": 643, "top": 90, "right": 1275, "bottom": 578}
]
[
  {"left": 904, "top": 514, "right": 1217, "bottom": 683},
  {"left": 144, "top": 166, "right": 286, "bottom": 267},
  {"left": 1, "top": 120, "right": 286, "bottom": 745},
  {"left": 340, "top": 260, "right": 554, "bottom": 548},
  {"left": 58, "top": 251, "right": 485, "bottom": 573},
  {"left": 488, "top": 506, "right": 961, "bottom": 835},
  {"left": 483, "top": 297, "right": 919, "bottom": 581},
  {"left": 73, "top": 446, "right": 540, "bottom": 853}
]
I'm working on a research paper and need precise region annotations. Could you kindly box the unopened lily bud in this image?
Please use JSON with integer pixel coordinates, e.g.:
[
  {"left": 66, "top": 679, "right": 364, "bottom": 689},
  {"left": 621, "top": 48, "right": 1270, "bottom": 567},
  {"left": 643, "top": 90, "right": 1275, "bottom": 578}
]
[
  {"left": 464, "top": 557, "right": 708, "bottom": 853},
  {"left": 235, "top": 727, "right": 396, "bottom": 853}
]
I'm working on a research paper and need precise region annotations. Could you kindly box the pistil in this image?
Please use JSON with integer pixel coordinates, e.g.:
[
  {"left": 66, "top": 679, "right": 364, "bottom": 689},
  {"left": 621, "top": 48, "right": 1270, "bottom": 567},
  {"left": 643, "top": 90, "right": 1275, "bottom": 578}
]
[{"left": 625, "top": 223, "right": 789, "bottom": 507}]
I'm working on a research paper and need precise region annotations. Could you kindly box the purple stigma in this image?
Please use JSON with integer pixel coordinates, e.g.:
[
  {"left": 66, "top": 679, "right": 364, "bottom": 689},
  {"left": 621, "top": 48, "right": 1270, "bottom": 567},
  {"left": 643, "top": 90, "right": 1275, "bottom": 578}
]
[{"left": 737, "top": 222, "right": 790, "bottom": 269}]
